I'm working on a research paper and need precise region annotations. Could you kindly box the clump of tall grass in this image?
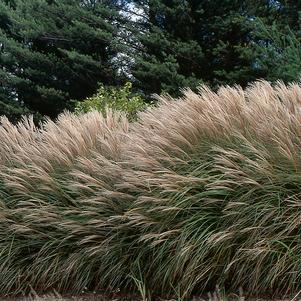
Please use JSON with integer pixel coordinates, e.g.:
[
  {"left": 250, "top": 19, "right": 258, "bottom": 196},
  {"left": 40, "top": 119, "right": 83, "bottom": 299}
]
[{"left": 1, "top": 81, "right": 301, "bottom": 299}]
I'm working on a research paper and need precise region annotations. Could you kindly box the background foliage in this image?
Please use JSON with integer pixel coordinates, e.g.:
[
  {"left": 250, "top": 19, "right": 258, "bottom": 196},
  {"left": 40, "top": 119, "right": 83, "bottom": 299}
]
[
  {"left": 1, "top": 0, "right": 301, "bottom": 121},
  {"left": 74, "top": 82, "right": 147, "bottom": 120}
]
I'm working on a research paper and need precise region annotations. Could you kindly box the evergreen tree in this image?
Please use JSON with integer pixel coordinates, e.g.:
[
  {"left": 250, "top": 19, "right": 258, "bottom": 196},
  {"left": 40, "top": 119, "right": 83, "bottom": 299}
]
[
  {"left": 2, "top": 0, "right": 301, "bottom": 121},
  {"left": 254, "top": 21, "right": 301, "bottom": 83},
  {"left": 252, "top": 1, "right": 301, "bottom": 83},
  {"left": 0, "top": 0, "right": 122, "bottom": 121},
  {"left": 126, "top": 0, "right": 282, "bottom": 96}
]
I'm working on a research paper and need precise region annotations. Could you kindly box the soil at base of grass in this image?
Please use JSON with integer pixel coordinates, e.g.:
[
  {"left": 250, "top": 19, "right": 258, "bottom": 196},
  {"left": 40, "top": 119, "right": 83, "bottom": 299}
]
[{"left": 0, "top": 290, "right": 295, "bottom": 301}]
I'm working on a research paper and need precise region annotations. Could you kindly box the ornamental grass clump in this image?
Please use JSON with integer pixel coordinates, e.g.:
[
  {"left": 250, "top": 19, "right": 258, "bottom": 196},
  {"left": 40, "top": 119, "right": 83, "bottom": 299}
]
[{"left": 0, "top": 81, "right": 301, "bottom": 299}]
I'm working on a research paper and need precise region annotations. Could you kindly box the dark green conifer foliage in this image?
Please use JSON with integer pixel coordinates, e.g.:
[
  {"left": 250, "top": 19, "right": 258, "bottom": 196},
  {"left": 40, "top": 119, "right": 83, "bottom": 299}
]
[
  {"left": 253, "top": 1, "right": 301, "bottom": 84},
  {"left": 0, "top": 0, "right": 121, "bottom": 120},
  {"left": 127, "top": 0, "right": 285, "bottom": 96},
  {"left": 2, "top": 0, "right": 301, "bottom": 121}
]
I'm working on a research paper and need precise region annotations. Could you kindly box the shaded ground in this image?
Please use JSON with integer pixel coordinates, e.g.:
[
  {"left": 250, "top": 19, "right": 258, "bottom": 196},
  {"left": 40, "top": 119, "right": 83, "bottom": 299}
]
[
  {"left": 1, "top": 291, "right": 295, "bottom": 301},
  {"left": 2, "top": 291, "right": 135, "bottom": 301}
]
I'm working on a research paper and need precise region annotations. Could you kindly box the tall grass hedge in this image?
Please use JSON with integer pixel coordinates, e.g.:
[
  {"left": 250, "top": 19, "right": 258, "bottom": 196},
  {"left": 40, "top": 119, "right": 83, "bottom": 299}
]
[{"left": 0, "top": 81, "right": 301, "bottom": 298}]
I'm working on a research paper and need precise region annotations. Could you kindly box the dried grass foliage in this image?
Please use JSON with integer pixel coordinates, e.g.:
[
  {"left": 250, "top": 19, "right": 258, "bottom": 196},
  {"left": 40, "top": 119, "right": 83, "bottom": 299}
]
[{"left": 1, "top": 81, "right": 301, "bottom": 299}]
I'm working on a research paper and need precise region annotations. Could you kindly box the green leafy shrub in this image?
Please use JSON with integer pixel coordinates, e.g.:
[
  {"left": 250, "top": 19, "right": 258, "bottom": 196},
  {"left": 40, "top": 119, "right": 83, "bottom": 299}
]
[{"left": 74, "top": 82, "right": 148, "bottom": 120}]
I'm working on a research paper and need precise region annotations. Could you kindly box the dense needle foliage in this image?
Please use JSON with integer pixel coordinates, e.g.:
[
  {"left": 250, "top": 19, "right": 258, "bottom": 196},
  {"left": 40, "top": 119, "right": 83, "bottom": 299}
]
[
  {"left": 0, "top": 0, "right": 122, "bottom": 120},
  {"left": 2, "top": 0, "right": 301, "bottom": 121}
]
